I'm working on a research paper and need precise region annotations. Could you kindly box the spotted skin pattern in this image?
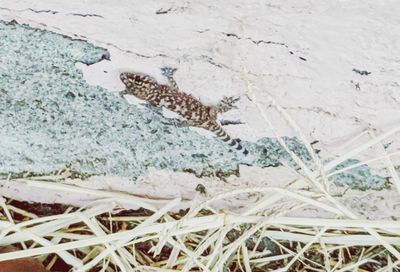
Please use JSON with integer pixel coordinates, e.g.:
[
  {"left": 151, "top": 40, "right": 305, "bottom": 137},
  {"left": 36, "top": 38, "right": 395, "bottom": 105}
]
[{"left": 120, "top": 68, "right": 248, "bottom": 155}]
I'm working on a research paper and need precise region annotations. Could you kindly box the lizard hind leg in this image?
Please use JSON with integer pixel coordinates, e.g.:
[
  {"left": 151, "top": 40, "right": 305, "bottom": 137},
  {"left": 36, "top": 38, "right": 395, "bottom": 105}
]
[
  {"left": 208, "top": 122, "right": 248, "bottom": 155},
  {"left": 215, "top": 96, "right": 240, "bottom": 114}
]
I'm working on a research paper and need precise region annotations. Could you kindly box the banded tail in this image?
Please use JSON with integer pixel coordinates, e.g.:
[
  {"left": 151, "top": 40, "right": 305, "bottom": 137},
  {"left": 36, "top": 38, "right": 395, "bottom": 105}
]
[{"left": 210, "top": 123, "right": 248, "bottom": 155}]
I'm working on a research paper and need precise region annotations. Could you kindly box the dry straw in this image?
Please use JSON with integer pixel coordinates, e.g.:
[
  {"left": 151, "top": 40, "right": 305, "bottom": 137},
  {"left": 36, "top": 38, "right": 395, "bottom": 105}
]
[
  {"left": 0, "top": 164, "right": 399, "bottom": 271},
  {"left": 1, "top": 89, "right": 399, "bottom": 271}
]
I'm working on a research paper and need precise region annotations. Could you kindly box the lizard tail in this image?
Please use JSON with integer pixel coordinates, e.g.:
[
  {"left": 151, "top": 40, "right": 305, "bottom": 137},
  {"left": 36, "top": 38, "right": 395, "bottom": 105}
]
[{"left": 210, "top": 123, "right": 248, "bottom": 155}]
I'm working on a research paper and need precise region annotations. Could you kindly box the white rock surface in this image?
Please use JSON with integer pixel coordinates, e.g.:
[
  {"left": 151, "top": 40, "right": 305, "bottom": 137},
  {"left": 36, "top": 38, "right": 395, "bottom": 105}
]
[
  {"left": 0, "top": 0, "right": 399, "bottom": 219},
  {"left": 1, "top": 0, "right": 399, "bottom": 153}
]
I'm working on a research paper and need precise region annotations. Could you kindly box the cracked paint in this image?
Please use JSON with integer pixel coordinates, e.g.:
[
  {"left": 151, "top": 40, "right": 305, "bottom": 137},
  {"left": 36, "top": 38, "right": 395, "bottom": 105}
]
[{"left": 221, "top": 32, "right": 307, "bottom": 61}]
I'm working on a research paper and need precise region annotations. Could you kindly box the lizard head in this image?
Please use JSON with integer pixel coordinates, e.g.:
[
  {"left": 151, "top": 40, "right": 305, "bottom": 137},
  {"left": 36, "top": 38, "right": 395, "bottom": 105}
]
[
  {"left": 120, "top": 72, "right": 157, "bottom": 89},
  {"left": 120, "top": 72, "right": 140, "bottom": 89},
  {"left": 120, "top": 72, "right": 159, "bottom": 99}
]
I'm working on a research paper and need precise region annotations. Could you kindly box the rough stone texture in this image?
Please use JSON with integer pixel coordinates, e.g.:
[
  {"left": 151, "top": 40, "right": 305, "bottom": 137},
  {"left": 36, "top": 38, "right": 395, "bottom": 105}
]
[
  {"left": 1, "top": 0, "right": 398, "bottom": 148},
  {"left": 0, "top": 0, "right": 397, "bottom": 192},
  {"left": 0, "top": 21, "right": 312, "bottom": 180},
  {"left": 0, "top": 21, "right": 390, "bottom": 189}
]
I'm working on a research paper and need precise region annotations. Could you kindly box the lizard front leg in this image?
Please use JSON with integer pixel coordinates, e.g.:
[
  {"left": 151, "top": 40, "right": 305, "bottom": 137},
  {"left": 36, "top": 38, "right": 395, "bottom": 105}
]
[{"left": 160, "top": 67, "right": 179, "bottom": 89}]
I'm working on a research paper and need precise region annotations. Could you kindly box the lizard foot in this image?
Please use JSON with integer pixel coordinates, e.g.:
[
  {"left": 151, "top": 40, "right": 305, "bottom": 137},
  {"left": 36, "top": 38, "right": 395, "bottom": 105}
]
[{"left": 160, "top": 66, "right": 177, "bottom": 77}]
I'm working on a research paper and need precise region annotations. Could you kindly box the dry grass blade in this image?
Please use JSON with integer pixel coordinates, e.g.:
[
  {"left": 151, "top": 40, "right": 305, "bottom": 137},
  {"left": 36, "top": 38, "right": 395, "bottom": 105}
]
[{"left": 0, "top": 172, "right": 399, "bottom": 271}]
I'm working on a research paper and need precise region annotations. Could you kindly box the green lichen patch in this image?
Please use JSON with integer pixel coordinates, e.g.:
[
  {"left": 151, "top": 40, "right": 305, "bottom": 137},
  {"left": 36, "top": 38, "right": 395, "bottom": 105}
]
[{"left": 329, "top": 159, "right": 389, "bottom": 190}]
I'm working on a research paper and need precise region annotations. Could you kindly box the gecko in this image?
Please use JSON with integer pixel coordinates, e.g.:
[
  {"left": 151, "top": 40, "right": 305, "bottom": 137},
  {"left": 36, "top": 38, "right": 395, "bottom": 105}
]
[{"left": 119, "top": 67, "right": 248, "bottom": 155}]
